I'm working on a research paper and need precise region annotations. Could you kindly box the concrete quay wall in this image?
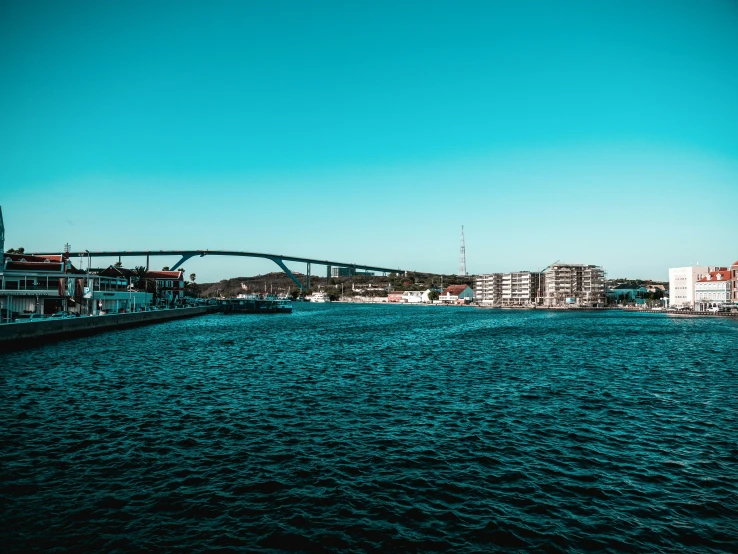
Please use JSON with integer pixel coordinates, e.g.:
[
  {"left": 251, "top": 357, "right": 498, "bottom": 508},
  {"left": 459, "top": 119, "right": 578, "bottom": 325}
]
[{"left": 0, "top": 307, "right": 209, "bottom": 353}]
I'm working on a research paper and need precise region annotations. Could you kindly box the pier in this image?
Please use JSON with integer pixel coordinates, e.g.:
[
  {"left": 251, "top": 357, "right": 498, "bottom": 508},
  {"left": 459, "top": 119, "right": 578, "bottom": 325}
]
[{"left": 0, "top": 306, "right": 212, "bottom": 353}]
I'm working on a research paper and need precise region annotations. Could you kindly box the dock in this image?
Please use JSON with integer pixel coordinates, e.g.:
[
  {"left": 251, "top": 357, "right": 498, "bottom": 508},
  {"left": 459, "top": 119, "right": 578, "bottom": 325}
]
[{"left": 0, "top": 306, "right": 213, "bottom": 353}]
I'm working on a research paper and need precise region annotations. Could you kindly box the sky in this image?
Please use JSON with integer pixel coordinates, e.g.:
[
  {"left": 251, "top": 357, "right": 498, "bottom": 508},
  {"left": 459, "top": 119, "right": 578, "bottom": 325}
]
[{"left": 1, "top": 0, "right": 737, "bottom": 282}]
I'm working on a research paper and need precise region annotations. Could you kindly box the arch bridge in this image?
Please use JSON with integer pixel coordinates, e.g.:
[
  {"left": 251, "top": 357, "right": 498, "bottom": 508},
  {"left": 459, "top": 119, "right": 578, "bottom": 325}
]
[{"left": 32, "top": 249, "right": 406, "bottom": 291}]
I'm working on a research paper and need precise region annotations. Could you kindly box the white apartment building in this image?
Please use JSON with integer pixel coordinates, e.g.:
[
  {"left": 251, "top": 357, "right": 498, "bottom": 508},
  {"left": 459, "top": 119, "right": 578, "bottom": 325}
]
[
  {"left": 474, "top": 273, "right": 503, "bottom": 305},
  {"left": 668, "top": 266, "right": 712, "bottom": 308},
  {"left": 542, "top": 263, "right": 605, "bottom": 307},
  {"left": 502, "top": 272, "right": 540, "bottom": 306},
  {"left": 694, "top": 269, "right": 732, "bottom": 311},
  {"left": 474, "top": 272, "right": 540, "bottom": 306}
]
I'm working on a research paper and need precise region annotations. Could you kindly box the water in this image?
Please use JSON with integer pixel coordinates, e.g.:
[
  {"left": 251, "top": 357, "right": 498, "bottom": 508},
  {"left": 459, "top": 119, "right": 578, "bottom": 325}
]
[{"left": 2, "top": 304, "right": 737, "bottom": 552}]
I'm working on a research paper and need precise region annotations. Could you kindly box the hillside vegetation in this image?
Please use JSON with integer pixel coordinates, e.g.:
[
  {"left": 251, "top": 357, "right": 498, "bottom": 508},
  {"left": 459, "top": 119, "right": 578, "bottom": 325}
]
[{"left": 195, "top": 272, "right": 474, "bottom": 300}]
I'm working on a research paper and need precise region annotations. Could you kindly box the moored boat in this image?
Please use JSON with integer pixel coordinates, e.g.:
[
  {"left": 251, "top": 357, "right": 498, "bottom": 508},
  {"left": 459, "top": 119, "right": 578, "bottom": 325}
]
[
  {"left": 217, "top": 296, "right": 292, "bottom": 314},
  {"left": 306, "top": 291, "right": 330, "bottom": 303}
]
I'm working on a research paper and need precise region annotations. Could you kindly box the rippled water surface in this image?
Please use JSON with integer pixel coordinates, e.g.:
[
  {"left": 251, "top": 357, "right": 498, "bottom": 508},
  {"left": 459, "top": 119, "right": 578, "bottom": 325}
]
[{"left": 2, "top": 305, "right": 738, "bottom": 552}]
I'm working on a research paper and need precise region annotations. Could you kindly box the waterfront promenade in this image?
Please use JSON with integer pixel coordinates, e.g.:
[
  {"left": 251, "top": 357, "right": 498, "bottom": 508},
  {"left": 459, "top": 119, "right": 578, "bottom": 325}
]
[{"left": 0, "top": 307, "right": 210, "bottom": 353}]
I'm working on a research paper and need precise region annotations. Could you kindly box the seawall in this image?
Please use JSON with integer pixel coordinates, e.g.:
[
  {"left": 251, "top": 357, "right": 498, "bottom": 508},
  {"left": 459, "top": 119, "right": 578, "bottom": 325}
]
[{"left": 0, "top": 307, "right": 210, "bottom": 353}]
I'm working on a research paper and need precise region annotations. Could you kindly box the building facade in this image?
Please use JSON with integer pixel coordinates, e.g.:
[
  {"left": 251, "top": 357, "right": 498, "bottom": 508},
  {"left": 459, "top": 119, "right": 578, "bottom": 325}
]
[
  {"left": 668, "top": 266, "right": 711, "bottom": 308},
  {"left": 732, "top": 261, "right": 738, "bottom": 306},
  {"left": 1, "top": 253, "right": 150, "bottom": 318},
  {"left": 440, "top": 285, "right": 475, "bottom": 304},
  {"left": 606, "top": 284, "right": 648, "bottom": 305},
  {"left": 501, "top": 272, "right": 540, "bottom": 306},
  {"left": 542, "top": 263, "right": 605, "bottom": 307},
  {"left": 474, "top": 273, "right": 503, "bottom": 306},
  {"left": 694, "top": 269, "right": 732, "bottom": 311}
]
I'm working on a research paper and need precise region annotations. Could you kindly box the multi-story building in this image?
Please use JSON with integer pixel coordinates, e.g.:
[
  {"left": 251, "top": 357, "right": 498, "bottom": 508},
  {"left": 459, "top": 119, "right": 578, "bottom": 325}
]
[
  {"left": 501, "top": 271, "right": 540, "bottom": 306},
  {"left": 474, "top": 273, "right": 503, "bottom": 305},
  {"left": 331, "top": 267, "right": 355, "bottom": 278},
  {"left": 1, "top": 253, "right": 150, "bottom": 318},
  {"left": 542, "top": 263, "right": 605, "bottom": 307},
  {"left": 668, "top": 266, "right": 712, "bottom": 308},
  {"left": 0, "top": 208, "right": 151, "bottom": 318},
  {"left": 99, "top": 266, "right": 185, "bottom": 305},
  {"left": 694, "top": 269, "right": 732, "bottom": 311},
  {"left": 732, "top": 260, "right": 738, "bottom": 306}
]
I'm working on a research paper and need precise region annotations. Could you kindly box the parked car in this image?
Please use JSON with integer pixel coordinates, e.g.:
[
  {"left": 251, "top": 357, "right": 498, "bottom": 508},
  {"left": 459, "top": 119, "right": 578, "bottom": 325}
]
[
  {"left": 51, "top": 312, "right": 75, "bottom": 319},
  {"left": 27, "top": 314, "right": 48, "bottom": 321}
]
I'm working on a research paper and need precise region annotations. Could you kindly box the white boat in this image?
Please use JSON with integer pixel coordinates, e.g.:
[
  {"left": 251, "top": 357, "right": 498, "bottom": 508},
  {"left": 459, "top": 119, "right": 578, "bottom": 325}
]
[{"left": 306, "top": 291, "right": 330, "bottom": 303}]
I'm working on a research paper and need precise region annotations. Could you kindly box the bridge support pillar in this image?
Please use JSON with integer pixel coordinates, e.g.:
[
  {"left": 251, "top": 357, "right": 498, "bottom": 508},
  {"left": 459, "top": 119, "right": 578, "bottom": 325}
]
[
  {"left": 170, "top": 254, "right": 196, "bottom": 271},
  {"left": 326, "top": 265, "right": 331, "bottom": 279},
  {"left": 268, "top": 257, "right": 305, "bottom": 291},
  {"left": 307, "top": 263, "right": 311, "bottom": 290}
]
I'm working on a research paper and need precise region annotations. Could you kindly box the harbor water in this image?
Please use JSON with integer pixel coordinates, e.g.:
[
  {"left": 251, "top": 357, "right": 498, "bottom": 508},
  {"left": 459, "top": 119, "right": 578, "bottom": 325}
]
[{"left": 2, "top": 304, "right": 737, "bottom": 552}]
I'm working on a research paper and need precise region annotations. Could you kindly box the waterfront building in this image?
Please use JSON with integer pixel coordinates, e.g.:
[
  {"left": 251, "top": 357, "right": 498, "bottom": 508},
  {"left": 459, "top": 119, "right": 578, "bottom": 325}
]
[
  {"left": 668, "top": 266, "right": 712, "bottom": 308},
  {"left": 542, "top": 263, "right": 605, "bottom": 307},
  {"left": 732, "top": 261, "right": 738, "bottom": 306},
  {"left": 387, "top": 290, "right": 404, "bottom": 303},
  {"left": 148, "top": 270, "right": 186, "bottom": 303},
  {"left": 694, "top": 269, "right": 732, "bottom": 312},
  {"left": 99, "top": 266, "right": 185, "bottom": 305},
  {"left": 607, "top": 284, "right": 648, "bottom": 305},
  {"left": 440, "top": 284, "right": 475, "bottom": 304},
  {"left": 1, "top": 253, "right": 150, "bottom": 318},
  {"left": 474, "top": 273, "right": 503, "bottom": 306},
  {"left": 501, "top": 272, "right": 540, "bottom": 307},
  {"left": 400, "top": 289, "right": 435, "bottom": 304}
]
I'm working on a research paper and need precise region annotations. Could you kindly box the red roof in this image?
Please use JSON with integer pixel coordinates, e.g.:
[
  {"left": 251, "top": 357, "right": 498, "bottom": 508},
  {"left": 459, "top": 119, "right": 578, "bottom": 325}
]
[
  {"left": 732, "top": 260, "right": 738, "bottom": 268},
  {"left": 5, "top": 261, "right": 64, "bottom": 272},
  {"left": 6, "top": 253, "right": 62, "bottom": 263},
  {"left": 697, "top": 271, "right": 731, "bottom": 282},
  {"left": 443, "top": 285, "right": 470, "bottom": 295},
  {"left": 99, "top": 266, "right": 134, "bottom": 278},
  {"left": 146, "top": 270, "right": 183, "bottom": 280}
]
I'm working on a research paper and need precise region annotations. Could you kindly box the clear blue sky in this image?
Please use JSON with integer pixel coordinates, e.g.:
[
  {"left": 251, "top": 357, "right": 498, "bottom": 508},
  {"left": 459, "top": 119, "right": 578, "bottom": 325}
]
[{"left": 2, "top": 0, "right": 737, "bottom": 282}]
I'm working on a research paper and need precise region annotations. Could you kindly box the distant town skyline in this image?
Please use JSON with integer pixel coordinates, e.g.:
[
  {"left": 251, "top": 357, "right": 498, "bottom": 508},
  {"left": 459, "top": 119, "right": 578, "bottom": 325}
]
[{"left": 2, "top": 1, "right": 736, "bottom": 282}]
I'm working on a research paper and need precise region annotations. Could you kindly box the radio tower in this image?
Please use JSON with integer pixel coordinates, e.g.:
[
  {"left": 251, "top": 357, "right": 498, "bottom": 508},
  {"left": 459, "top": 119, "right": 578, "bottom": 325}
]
[{"left": 458, "top": 225, "right": 467, "bottom": 276}]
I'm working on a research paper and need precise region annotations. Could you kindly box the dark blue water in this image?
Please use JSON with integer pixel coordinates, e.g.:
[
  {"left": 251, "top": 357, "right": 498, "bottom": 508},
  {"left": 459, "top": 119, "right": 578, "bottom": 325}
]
[{"left": 2, "top": 305, "right": 737, "bottom": 552}]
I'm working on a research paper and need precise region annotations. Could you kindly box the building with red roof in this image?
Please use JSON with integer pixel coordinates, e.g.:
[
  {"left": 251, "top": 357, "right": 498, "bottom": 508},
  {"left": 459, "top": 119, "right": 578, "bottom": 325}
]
[
  {"left": 99, "top": 266, "right": 185, "bottom": 306},
  {"left": 694, "top": 269, "right": 731, "bottom": 312},
  {"left": 731, "top": 260, "right": 738, "bottom": 306},
  {"left": 440, "top": 284, "right": 475, "bottom": 304}
]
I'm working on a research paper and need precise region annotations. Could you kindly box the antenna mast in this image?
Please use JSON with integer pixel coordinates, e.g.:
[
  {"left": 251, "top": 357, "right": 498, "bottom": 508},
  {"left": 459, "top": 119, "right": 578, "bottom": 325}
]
[{"left": 458, "top": 225, "right": 467, "bottom": 276}]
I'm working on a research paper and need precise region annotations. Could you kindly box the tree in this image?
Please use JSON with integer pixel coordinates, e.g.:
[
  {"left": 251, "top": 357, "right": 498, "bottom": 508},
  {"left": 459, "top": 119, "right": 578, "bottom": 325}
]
[
  {"left": 7, "top": 247, "right": 25, "bottom": 254},
  {"left": 114, "top": 261, "right": 122, "bottom": 267},
  {"left": 162, "top": 266, "right": 170, "bottom": 271},
  {"left": 428, "top": 290, "right": 440, "bottom": 302},
  {"left": 190, "top": 273, "right": 196, "bottom": 284},
  {"left": 132, "top": 266, "right": 154, "bottom": 293}
]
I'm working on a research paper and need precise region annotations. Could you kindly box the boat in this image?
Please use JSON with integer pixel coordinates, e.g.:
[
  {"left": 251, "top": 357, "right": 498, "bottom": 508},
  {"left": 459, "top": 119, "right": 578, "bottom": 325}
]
[
  {"left": 217, "top": 295, "right": 292, "bottom": 314},
  {"left": 306, "top": 291, "right": 330, "bottom": 303}
]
